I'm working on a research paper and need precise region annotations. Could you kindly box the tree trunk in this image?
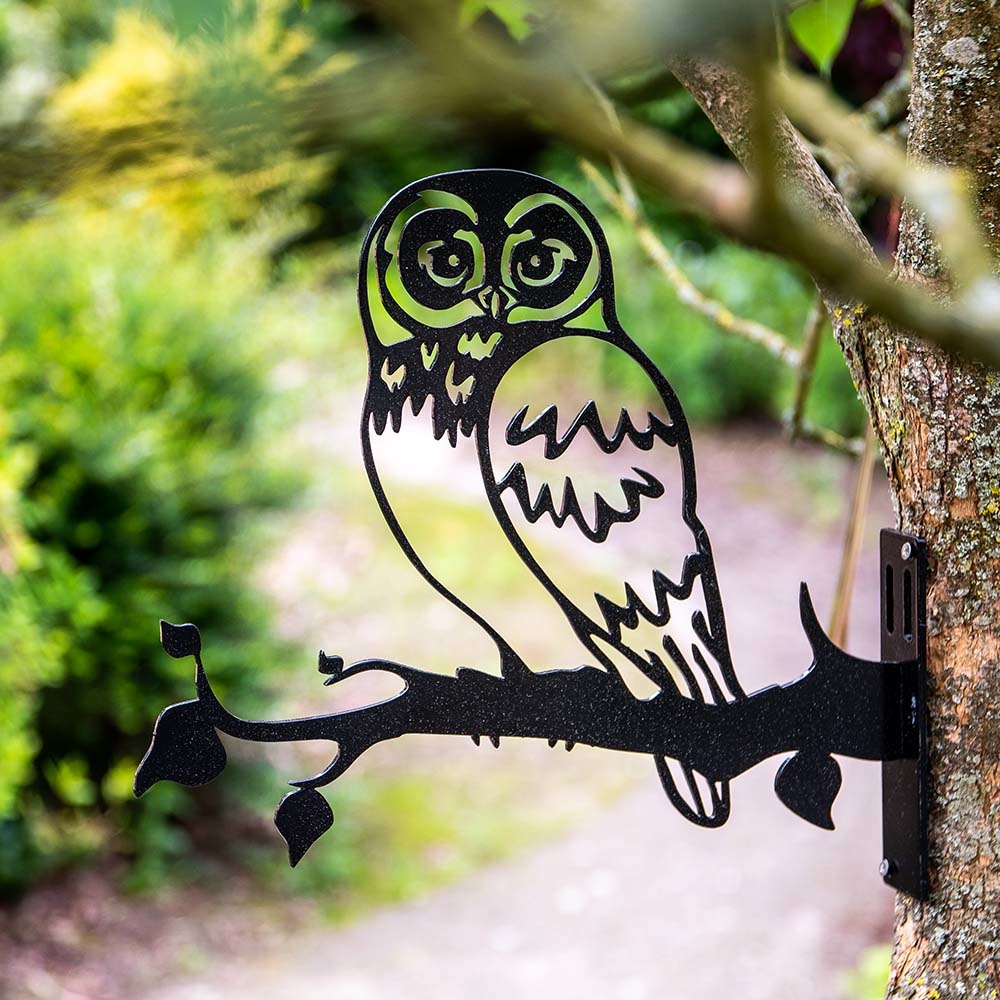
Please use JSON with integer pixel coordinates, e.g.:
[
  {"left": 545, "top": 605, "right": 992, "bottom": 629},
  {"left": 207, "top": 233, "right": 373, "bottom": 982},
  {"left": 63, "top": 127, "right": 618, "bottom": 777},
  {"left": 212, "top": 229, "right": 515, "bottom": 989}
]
[
  {"left": 877, "top": 2, "right": 1000, "bottom": 993},
  {"left": 676, "top": 5, "right": 1000, "bottom": 993}
]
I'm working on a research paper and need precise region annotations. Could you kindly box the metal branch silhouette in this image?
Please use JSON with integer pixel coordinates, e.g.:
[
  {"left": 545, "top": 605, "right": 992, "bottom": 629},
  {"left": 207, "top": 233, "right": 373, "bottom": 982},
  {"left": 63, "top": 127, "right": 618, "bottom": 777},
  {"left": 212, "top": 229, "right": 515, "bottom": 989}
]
[{"left": 136, "top": 575, "right": 919, "bottom": 865}]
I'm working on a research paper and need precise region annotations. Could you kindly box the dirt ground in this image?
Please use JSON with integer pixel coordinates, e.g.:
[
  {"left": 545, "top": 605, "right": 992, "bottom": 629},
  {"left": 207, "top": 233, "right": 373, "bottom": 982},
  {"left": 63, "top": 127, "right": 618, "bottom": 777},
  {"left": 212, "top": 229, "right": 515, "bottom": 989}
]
[{"left": 1, "top": 423, "right": 896, "bottom": 1000}]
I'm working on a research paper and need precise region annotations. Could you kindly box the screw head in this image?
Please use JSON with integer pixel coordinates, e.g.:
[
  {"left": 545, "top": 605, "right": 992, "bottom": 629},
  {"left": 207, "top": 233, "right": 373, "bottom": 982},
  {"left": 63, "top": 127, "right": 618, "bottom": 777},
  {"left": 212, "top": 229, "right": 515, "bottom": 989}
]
[
  {"left": 879, "top": 858, "right": 895, "bottom": 878},
  {"left": 900, "top": 542, "right": 913, "bottom": 561}
]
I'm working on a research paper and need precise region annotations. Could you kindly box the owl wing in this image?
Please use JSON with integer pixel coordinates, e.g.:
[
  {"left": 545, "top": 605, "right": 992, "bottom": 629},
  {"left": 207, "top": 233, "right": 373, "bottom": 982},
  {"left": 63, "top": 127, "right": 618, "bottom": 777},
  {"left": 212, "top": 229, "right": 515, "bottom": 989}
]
[{"left": 484, "top": 331, "right": 743, "bottom": 825}]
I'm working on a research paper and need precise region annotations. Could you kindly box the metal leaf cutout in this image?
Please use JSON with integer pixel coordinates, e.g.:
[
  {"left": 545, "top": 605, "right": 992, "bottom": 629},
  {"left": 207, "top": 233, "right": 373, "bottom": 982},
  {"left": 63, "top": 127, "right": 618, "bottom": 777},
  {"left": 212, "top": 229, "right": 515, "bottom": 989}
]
[
  {"left": 774, "top": 751, "right": 842, "bottom": 830},
  {"left": 133, "top": 700, "right": 227, "bottom": 796},
  {"left": 274, "top": 789, "right": 334, "bottom": 867},
  {"left": 159, "top": 620, "right": 202, "bottom": 659}
]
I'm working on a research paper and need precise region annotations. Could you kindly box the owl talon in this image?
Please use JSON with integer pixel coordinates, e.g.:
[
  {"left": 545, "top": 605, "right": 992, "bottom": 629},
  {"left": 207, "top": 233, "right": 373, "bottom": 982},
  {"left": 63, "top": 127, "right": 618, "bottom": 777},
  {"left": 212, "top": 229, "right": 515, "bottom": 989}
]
[
  {"left": 548, "top": 737, "right": 558, "bottom": 748},
  {"left": 565, "top": 741, "right": 575, "bottom": 752},
  {"left": 489, "top": 734, "right": 500, "bottom": 748},
  {"left": 471, "top": 734, "right": 481, "bottom": 746}
]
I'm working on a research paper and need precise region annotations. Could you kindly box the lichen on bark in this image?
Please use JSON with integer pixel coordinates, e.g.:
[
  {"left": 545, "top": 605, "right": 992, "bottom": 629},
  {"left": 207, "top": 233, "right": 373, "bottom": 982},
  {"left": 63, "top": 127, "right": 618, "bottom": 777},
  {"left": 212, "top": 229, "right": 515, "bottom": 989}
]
[
  {"left": 676, "top": 2, "right": 1000, "bottom": 992},
  {"left": 879, "top": 1, "right": 1000, "bottom": 994}
]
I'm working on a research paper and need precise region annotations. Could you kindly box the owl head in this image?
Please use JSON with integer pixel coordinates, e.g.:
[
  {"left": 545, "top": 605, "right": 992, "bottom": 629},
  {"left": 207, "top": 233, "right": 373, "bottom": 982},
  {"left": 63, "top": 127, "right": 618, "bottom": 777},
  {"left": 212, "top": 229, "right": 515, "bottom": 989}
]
[{"left": 359, "top": 170, "right": 617, "bottom": 434}]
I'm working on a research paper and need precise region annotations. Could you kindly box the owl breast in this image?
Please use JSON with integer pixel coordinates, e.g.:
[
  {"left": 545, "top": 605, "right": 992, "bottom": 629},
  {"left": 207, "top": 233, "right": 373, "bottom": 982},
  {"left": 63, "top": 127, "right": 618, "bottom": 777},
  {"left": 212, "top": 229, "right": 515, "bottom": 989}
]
[{"left": 364, "top": 397, "right": 594, "bottom": 675}]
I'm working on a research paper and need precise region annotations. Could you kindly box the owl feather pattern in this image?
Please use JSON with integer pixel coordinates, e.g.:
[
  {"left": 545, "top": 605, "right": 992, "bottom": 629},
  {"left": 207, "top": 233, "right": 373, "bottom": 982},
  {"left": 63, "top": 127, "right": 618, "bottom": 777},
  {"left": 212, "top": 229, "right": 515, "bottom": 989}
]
[{"left": 359, "top": 169, "right": 745, "bottom": 826}]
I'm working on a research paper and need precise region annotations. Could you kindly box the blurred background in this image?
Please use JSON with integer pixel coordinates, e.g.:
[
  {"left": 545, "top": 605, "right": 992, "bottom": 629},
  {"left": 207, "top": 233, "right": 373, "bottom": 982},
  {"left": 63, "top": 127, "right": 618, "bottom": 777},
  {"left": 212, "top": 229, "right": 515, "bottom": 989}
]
[{"left": 0, "top": 1, "right": 908, "bottom": 997}]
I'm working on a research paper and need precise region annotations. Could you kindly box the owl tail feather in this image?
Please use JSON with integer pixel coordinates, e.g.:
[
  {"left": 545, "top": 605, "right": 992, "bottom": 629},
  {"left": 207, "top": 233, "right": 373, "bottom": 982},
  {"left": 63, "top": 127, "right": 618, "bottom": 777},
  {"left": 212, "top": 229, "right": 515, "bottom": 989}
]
[{"left": 654, "top": 755, "right": 730, "bottom": 828}]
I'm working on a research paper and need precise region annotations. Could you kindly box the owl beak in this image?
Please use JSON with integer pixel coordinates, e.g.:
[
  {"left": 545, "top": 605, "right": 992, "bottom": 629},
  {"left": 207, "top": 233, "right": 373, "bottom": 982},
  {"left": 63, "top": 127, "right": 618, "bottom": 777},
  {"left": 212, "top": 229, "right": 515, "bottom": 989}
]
[{"left": 474, "top": 285, "right": 516, "bottom": 320}]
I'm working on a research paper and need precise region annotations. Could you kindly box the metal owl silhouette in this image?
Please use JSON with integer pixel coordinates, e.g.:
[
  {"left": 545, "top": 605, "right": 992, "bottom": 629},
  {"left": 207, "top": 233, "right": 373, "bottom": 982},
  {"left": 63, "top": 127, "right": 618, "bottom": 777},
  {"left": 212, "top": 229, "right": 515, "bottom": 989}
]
[{"left": 135, "top": 170, "right": 929, "bottom": 898}]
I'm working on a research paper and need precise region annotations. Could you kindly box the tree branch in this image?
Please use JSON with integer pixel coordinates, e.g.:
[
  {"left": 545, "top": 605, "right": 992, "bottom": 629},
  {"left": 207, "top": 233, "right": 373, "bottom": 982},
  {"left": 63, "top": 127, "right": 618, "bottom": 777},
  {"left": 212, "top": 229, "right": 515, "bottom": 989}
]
[
  {"left": 828, "top": 424, "right": 877, "bottom": 648},
  {"left": 349, "top": 13, "right": 1000, "bottom": 383},
  {"left": 357, "top": 14, "right": 1000, "bottom": 377},
  {"left": 775, "top": 68, "right": 995, "bottom": 292},
  {"left": 793, "top": 421, "right": 865, "bottom": 457},
  {"left": 667, "top": 57, "right": 874, "bottom": 262},
  {"left": 580, "top": 158, "right": 801, "bottom": 366},
  {"left": 785, "top": 294, "right": 827, "bottom": 438},
  {"left": 860, "top": 61, "right": 912, "bottom": 131},
  {"left": 578, "top": 77, "right": 861, "bottom": 456}
]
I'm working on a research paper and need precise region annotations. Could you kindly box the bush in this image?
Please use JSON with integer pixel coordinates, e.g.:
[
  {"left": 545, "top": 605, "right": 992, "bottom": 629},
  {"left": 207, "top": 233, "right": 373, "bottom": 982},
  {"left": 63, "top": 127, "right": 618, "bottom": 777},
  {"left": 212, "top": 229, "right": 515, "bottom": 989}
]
[{"left": 0, "top": 201, "right": 298, "bottom": 895}]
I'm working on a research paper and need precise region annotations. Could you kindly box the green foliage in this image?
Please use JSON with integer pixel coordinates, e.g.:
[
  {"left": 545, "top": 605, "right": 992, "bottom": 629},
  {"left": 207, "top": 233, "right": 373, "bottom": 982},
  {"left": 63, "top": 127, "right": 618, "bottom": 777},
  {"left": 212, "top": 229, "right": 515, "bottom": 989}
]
[
  {"left": 0, "top": 201, "right": 298, "bottom": 895},
  {"left": 460, "top": 0, "right": 536, "bottom": 39},
  {"left": 841, "top": 944, "right": 891, "bottom": 999},
  {"left": 788, "top": 0, "right": 858, "bottom": 75}
]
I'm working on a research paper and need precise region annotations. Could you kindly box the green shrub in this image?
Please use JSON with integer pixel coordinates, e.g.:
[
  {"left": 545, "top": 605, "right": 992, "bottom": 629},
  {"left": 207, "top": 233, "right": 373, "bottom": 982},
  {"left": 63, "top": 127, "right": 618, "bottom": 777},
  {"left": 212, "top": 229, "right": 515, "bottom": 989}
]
[{"left": 0, "top": 201, "right": 298, "bottom": 895}]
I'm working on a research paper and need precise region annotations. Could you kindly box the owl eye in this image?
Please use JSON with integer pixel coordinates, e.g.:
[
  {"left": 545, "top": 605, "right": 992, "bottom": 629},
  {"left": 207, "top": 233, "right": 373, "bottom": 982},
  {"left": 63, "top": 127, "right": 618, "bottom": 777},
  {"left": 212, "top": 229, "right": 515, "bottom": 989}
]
[
  {"left": 396, "top": 208, "right": 485, "bottom": 312},
  {"left": 512, "top": 238, "right": 576, "bottom": 288},
  {"left": 499, "top": 196, "right": 596, "bottom": 321},
  {"left": 418, "top": 239, "right": 473, "bottom": 288},
  {"left": 503, "top": 226, "right": 590, "bottom": 314}
]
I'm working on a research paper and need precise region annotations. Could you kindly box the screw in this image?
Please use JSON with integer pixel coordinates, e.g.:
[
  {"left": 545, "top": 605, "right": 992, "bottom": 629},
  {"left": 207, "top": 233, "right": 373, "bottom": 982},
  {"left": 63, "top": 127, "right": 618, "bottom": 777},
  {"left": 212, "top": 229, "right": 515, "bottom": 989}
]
[
  {"left": 900, "top": 542, "right": 913, "bottom": 561},
  {"left": 880, "top": 858, "right": 896, "bottom": 878}
]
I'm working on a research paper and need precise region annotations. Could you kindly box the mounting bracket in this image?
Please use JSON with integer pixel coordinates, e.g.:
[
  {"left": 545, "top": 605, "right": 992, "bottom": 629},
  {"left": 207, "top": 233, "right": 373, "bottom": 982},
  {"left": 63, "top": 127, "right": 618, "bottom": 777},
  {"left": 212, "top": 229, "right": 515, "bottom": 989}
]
[{"left": 880, "top": 529, "right": 930, "bottom": 900}]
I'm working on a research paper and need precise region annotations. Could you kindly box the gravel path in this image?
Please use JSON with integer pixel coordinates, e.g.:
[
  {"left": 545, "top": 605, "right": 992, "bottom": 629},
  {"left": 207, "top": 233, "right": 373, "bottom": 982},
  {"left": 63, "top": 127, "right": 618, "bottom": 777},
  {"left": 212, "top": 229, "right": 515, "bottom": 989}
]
[{"left": 148, "top": 426, "right": 895, "bottom": 1000}]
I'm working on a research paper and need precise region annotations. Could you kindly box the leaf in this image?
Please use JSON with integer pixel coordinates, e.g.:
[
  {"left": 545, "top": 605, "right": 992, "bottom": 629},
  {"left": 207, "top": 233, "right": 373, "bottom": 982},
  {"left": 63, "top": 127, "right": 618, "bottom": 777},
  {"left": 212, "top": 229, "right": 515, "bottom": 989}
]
[
  {"left": 133, "top": 699, "right": 227, "bottom": 796},
  {"left": 774, "top": 751, "right": 842, "bottom": 829},
  {"left": 459, "top": 0, "right": 535, "bottom": 41},
  {"left": 788, "top": 0, "right": 857, "bottom": 75},
  {"left": 274, "top": 788, "right": 334, "bottom": 867},
  {"left": 159, "top": 620, "right": 201, "bottom": 659}
]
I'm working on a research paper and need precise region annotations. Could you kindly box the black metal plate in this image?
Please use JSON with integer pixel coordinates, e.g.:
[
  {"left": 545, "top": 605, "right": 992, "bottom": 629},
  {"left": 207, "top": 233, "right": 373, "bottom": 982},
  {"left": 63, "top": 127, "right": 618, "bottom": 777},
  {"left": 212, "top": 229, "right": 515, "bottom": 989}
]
[{"left": 880, "top": 528, "right": 929, "bottom": 900}]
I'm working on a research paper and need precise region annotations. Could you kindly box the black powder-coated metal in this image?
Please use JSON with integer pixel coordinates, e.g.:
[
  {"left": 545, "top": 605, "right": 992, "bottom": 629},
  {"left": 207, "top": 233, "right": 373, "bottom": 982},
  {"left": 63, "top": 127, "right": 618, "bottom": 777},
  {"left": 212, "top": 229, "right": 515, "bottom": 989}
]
[
  {"left": 134, "top": 169, "right": 929, "bottom": 898},
  {"left": 880, "top": 530, "right": 930, "bottom": 899}
]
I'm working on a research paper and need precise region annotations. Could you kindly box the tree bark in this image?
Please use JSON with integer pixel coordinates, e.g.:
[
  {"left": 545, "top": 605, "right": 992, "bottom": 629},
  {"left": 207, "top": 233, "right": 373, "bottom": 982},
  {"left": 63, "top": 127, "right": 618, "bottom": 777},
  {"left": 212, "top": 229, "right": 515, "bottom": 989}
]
[
  {"left": 677, "top": 6, "right": 1000, "bottom": 993},
  {"left": 879, "top": 3, "right": 1000, "bottom": 993}
]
